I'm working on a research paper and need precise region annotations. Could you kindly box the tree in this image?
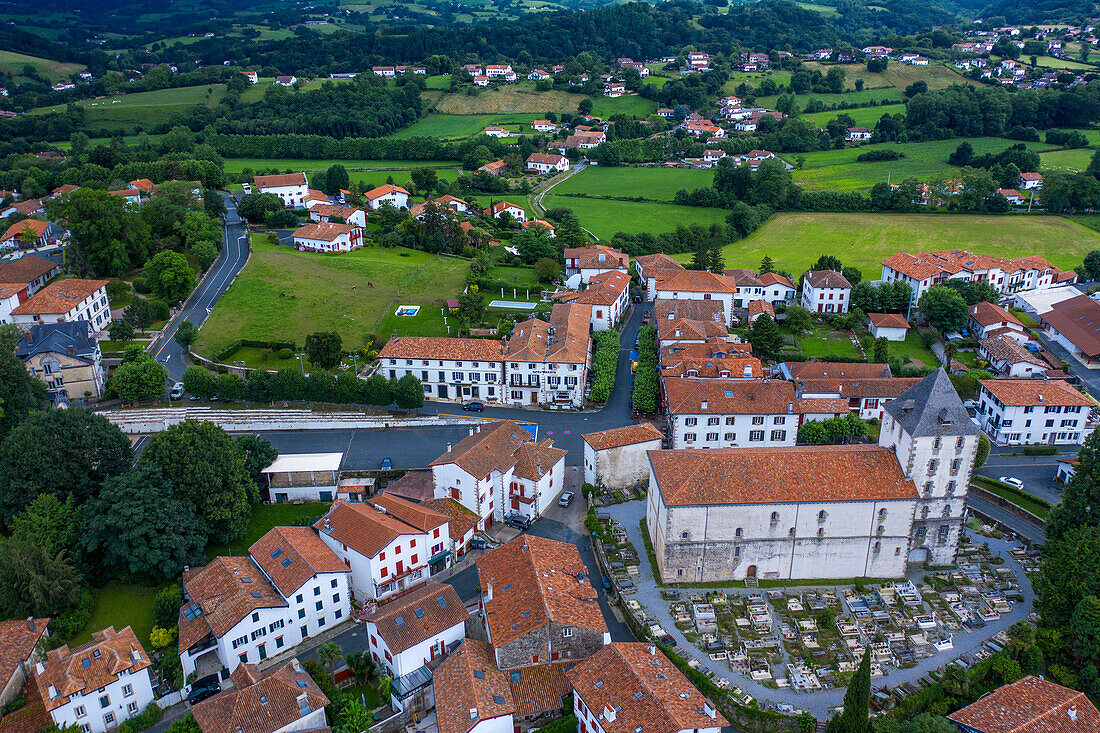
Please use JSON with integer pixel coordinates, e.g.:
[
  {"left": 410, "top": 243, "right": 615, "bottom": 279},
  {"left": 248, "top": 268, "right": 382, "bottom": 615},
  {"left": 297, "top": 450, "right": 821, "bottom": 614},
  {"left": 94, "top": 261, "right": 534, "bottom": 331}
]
[
  {"left": 236, "top": 435, "right": 278, "bottom": 488},
  {"left": 873, "top": 337, "right": 889, "bottom": 363},
  {"left": 1046, "top": 429, "right": 1100, "bottom": 542},
  {"left": 785, "top": 306, "right": 812, "bottom": 333},
  {"left": 577, "top": 98, "right": 593, "bottom": 116},
  {"left": 830, "top": 651, "right": 871, "bottom": 733},
  {"left": 918, "top": 286, "right": 968, "bottom": 334},
  {"left": 125, "top": 298, "right": 156, "bottom": 331},
  {"left": 174, "top": 320, "right": 197, "bottom": 349},
  {"left": 0, "top": 540, "right": 84, "bottom": 618},
  {"left": 153, "top": 585, "right": 184, "bottom": 629},
  {"left": 1070, "top": 595, "right": 1100, "bottom": 667},
  {"left": 345, "top": 651, "right": 374, "bottom": 684},
  {"left": 975, "top": 433, "right": 990, "bottom": 468},
  {"left": 363, "top": 374, "right": 393, "bottom": 406},
  {"left": 556, "top": 210, "right": 587, "bottom": 248},
  {"left": 812, "top": 255, "right": 844, "bottom": 273},
  {"left": 110, "top": 350, "right": 167, "bottom": 403},
  {"left": 11, "top": 494, "right": 80, "bottom": 556},
  {"left": 52, "top": 188, "right": 151, "bottom": 276},
  {"left": 139, "top": 420, "right": 258, "bottom": 544},
  {"left": 943, "top": 342, "right": 958, "bottom": 366},
  {"left": 335, "top": 697, "right": 373, "bottom": 733},
  {"left": 182, "top": 365, "right": 216, "bottom": 400},
  {"left": 83, "top": 464, "right": 206, "bottom": 579},
  {"left": 748, "top": 314, "right": 784, "bottom": 361},
  {"left": 410, "top": 167, "right": 438, "bottom": 195},
  {"left": 305, "top": 332, "right": 343, "bottom": 370},
  {"left": 759, "top": 255, "right": 775, "bottom": 274},
  {"left": 799, "top": 420, "right": 827, "bottom": 445},
  {"left": 949, "top": 142, "right": 974, "bottom": 167},
  {"left": 324, "top": 164, "right": 351, "bottom": 195},
  {"left": 0, "top": 409, "right": 132, "bottom": 520},
  {"left": 458, "top": 289, "right": 485, "bottom": 324},
  {"left": 393, "top": 373, "right": 425, "bottom": 410},
  {"left": 534, "top": 257, "right": 561, "bottom": 283},
  {"left": 144, "top": 251, "right": 196, "bottom": 303},
  {"left": 318, "top": 642, "right": 344, "bottom": 680},
  {"left": 109, "top": 319, "right": 136, "bottom": 342},
  {"left": 0, "top": 348, "right": 48, "bottom": 441},
  {"left": 216, "top": 373, "right": 244, "bottom": 401},
  {"left": 1034, "top": 525, "right": 1100, "bottom": 625}
]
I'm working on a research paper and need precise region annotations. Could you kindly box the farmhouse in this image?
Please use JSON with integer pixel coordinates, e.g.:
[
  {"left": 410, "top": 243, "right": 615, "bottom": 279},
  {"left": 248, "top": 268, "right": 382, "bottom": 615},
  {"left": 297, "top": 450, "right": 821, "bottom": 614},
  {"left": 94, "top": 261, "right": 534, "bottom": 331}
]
[
  {"left": 567, "top": 643, "right": 727, "bottom": 733},
  {"left": 979, "top": 335, "right": 1050, "bottom": 378},
  {"left": 525, "top": 152, "right": 570, "bottom": 174},
  {"left": 484, "top": 126, "right": 511, "bottom": 138},
  {"left": 503, "top": 304, "right": 592, "bottom": 407},
  {"left": 531, "top": 120, "right": 557, "bottom": 133},
  {"left": 0, "top": 254, "right": 61, "bottom": 295},
  {"left": 479, "top": 160, "right": 506, "bottom": 175},
  {"left": 801, "top": 270, "right": 852, "bottom": 314},
  {"left": 1, "top": 219, "right": 66, "bottom": 250},
  {"left": 364, "top": 184, "right": 410, "bottom": 210},
  {"left": 310, "top": 204, "right": 367, "bottom": 227},
  {"left": 292, "top": 222, "right": 364, "bottom": 253},
  {"left": 529, "top": 70, "right": 551, "bottom": 81},
  {"left": 372, "top": 66, "right": 396, "bottom": 77},
  {"left": 10, "top": 278, "right": 110, "bottom": 331},
  {"left": 486, "top": 201, "right": 526, "bottom": 222},
  {"left": 37, "top": 627, "right": 154, "bottom": 733},
  {"left": 1020, "top": 171, "right": 1043, "bottom": 189},
  {"left": 559, "top": 132, "right": 605, "bottom": 150},
  {"left": 253, "top": 172, "right": 308, "bottom": 207},
  {"left": 313, "top": 497, "right": 449, "bottom": 602},
  {"left": 977, "top": 379, "right": 1092, "bottom": 445},
  {"left": 868, "top": 312, "right": 910, "bottom": 341},
  {"left": 274, "top": 76, "right": 297, "bottom": 86},
  {"left": 478, "top": 535, "right": 609, "bottom": 670},
  {"left": 521, "top": 220, "right": 555, "bottom": 237},
  {"left": 846, "top": 127, "right": 872, "bottom": 141},
  {"left": 564, "top": 244, "right": 629, "bottom": 283},
  {"left": 583, "top": 423, "right": 665, "bottom": 489},
  {"left": 436, "top": 195, "right": 471, "bottom": 213},
  {"left": 997, "top": 188, "right": 1025, "bottom": 205}
]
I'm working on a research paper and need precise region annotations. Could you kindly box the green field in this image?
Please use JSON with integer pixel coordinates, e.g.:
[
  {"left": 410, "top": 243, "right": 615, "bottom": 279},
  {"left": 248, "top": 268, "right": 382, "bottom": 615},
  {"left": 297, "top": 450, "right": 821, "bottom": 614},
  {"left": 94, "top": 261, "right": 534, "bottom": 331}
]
[
  {"left": 194, "top": 235, "right": 469, "bottom": 357},
  {"left": 0, "top": 50, "right": 85, "bottom": 82},
  {"left": 222, "top": 158, "right": 461, "bottom": 173},
  {"left": 28, "top": 84, "right": 226, "bottom": 131},
  {"left": 74, "top": 584, "right": 158, "bottom": 648},
  {"left": 795, "top": 2, "right": 839, "bottom": 15},
  {"left": 757, "top": 89, "right": 905, "bottom": 110},
  {"left": 680, "top": 212, "right": 1100, "bottom": 278},
  {"left": 1035, "top": 55, "right": 1095, "bottom": 70},
  {"left": 1040, "top": 147, "right": 1096, "bottom": 172},
  {"left": 802, "top": 103, "right": 907, "bottom": 128},
  {"left": 549, "top": 165, "right": 714, "bottom": 201},
  {"left": 540, "top": 194, "right": 731, "bottom": 239},
  {"left": 392, "top": 113, "right": 540, "bottom": 139}
]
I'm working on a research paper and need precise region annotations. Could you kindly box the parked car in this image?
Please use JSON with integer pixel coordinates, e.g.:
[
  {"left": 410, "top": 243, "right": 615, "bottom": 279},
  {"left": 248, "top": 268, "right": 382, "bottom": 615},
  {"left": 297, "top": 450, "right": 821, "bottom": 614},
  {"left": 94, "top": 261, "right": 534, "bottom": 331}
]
[
  {"left": 558, "top": 491, "right": 574, "bottom": 507},
  {"left": 380, "top": 456, "right": 393, "bottom": 470},
  {"left": 998, "top": 476, "right": 1024, "bottom": 489},
  {"left": 463, "top": 402, "right": 484, "bottom": 412},
  {"left": 504, "top": 513, "right": 530, "bottom": 530},
  {"left": 187, "top": 675, "right": 220, "bottom": 705},
  {"left": 470, "top": 537, "right": 489, "bottom": 550},
  {"left": 169, "top": 382, "right": 184, "bottom": 399}
]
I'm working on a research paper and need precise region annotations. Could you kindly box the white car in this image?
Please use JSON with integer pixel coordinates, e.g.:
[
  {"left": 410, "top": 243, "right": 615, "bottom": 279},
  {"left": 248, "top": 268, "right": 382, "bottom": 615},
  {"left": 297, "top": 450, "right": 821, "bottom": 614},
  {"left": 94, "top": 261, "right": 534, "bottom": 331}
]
[
  {"left": 998, "top": 476, "right": 1024, "bottom": 490},
  {"left": 169, "top": 382, "right": 184, "bottom": 399}
]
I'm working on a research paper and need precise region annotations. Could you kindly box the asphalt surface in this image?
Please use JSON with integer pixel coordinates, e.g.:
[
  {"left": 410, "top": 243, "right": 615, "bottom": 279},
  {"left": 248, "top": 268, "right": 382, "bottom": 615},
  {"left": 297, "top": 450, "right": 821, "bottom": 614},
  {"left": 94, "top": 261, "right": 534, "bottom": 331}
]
[
  {"left": 150, "top": 193, "right": 249, "bottom": 382},
  {"left": 976, "top": 448, "right": 1076, "bottom": 505}
]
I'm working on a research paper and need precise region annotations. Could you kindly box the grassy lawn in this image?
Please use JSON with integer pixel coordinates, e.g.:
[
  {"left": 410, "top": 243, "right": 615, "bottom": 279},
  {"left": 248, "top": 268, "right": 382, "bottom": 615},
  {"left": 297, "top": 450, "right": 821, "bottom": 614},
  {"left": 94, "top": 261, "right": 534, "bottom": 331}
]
[
  {"left": 880, "top": 63, "right": 973, "bottom": 91},
  {"left": 491, "top": 265, "right": 541, "bottom": 286},
  {"left": 1035, "top": 55, "right": 1096, "bottom": 70},
  {"left": 758, "top": 89, "right": 904, "bottom": 110},
  {"left": 549, "top": 165, "right": 714, "bottom": 201},
  {"left": 207, "top": 502, "right": 332, "bottom": 558},
  {"left": 687, "top": 212, "right": 1100, "bottom": 279},
  {"left": 222, "top": 158, "right": 461, "bottom": 173},
  {"left": 344, "top": 681, "right": 384, "bottom": 711},
  {"left": 392, "top": 113, "right": 539, "bottom": 140},
  {"left": 886, "top": 331, "right": 939, "bottom": 369},
  {"left": 427, "top": 85, "right": 655, "bottom": 118},
  {"left": 1069, "top": 215, "right": 1100, "bottom": 233},
  {"left": 28, "top": 84, "right": 226, "bottom": 131},
  {"left": 802, "top": 103, "right": 907, "bottom": 128},
  {"left": 75, "top": 584, "right": 159, "bottom": 648},
  {"left": 795, "top": 325, "right": 862, "bottom": 359},
  {"left": 193, "top": 235, "right": 470, "bottom": 358},
  {"left": 540, "top": 194, "right": 730, "bottom": 240},
  {"left": 0, "top": 50, "right": 84, "bottom": 82}
]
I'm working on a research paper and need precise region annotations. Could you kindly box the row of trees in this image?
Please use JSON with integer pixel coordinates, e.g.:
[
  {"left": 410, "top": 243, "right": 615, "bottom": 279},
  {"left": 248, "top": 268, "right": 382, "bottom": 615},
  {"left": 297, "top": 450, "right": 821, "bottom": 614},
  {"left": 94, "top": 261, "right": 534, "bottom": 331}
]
[
  {"left": 182, "top": 365, "right": 426, "bottom": 409},
  {"left": 632, "top": 326, "right": 659, "bottom": 414}
]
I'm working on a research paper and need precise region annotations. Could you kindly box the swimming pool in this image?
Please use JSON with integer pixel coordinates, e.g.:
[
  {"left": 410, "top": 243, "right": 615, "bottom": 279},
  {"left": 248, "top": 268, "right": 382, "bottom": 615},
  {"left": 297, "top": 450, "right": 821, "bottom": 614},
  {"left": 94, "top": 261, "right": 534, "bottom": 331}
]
[{"left": 488, "top": 300, "right": 536, "bottom": 310}]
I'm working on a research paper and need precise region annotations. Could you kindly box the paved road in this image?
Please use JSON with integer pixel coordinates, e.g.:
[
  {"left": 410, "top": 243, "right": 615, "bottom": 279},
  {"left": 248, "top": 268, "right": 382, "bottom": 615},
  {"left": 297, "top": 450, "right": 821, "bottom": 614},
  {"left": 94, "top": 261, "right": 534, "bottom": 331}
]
[
  {"left": 1036, "top": 331, "right": 1100, "bottom": 398},
  {"left": 976, "top": 448, "right": 1076, "bottom": 505},
  {"left": 150, "top": 194, "right": 249, "bottom": 382}
]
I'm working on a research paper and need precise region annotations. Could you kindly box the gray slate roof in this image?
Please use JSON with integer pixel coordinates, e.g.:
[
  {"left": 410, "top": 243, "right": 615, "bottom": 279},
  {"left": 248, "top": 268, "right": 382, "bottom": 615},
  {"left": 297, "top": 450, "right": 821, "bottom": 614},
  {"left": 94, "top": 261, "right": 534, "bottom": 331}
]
[
  {"left": 883, "top": 368, "right": 979, "bottom": 437},
  {"left": 14, "top": 320, "right": 98, "bottom": 363}
]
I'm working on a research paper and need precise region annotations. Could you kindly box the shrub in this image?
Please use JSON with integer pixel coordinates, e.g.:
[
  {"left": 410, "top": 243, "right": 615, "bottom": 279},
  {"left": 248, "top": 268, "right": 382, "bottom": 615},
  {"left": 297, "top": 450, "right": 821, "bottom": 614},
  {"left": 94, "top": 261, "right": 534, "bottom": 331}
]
[
  {"left": 856, "top": 149, "right": 903, "bottom": 162},
  {"left": 1023, "top": 444, "right": 1057, "bottom": 456},
  {"left": 132, "top": 277, "right": 151, "bottom": 294},
  {"left": 278, "top": 347, "right": 293, "bottom": 359},
  {"left": 149, "top": 300, "right": 170, "bottom": 321},
  {"left": 589, "top": 331, "right": 619, "bottom": 402},
  {"left": 106, "top": 279, "right": 131, "bottom": 300},
  {"left": 116, "top": 702, "right": 163, "bottom": 733}
]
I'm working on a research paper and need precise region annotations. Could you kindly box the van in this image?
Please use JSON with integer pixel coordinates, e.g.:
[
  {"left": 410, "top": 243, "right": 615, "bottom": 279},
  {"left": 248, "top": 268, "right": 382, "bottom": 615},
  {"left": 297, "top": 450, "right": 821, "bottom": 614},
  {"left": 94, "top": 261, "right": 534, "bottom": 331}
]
[{"left": 242, "top": 183, "right": 252, "bottom": 194}]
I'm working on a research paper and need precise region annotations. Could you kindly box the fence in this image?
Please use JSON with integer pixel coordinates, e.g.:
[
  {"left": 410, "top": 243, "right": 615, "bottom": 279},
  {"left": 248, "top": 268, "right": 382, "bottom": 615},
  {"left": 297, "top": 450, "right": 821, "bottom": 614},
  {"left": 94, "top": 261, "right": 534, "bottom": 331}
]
[{"left": 97, "top": 407, "right": 487, "bottom": 434}]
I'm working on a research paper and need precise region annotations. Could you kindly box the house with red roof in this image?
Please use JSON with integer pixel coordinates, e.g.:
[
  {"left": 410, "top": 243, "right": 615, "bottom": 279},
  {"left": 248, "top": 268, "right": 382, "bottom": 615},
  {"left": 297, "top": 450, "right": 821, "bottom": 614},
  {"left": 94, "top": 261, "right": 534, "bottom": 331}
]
[
  {"left": 947, "top": 675, "right": 1100, "bottom": 732},
  {"left": 364, "top": 184, "right": 410, "bottom": 210},
  {"left": 868, "top": 312, "right": 910, "bottom": 341},
  {"left": 485, "top": 201, "right": 526, "bottom": 222},
  {"left": 582, "top": 423, "right": 665, "bottom": 488},
  {"left": 291, "top": 222, "right": 364, "bottom": 253},
  {"left": 801, "top": 270, "right": 852, "bottom": 314}
]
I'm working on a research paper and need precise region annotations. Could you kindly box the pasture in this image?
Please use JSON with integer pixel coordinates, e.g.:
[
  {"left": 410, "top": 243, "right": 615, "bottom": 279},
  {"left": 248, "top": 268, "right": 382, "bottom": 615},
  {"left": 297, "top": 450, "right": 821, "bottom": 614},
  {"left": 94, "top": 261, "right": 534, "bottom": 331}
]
[
  {"left": 548, "top": 165, "right": 715, "bottom": 201},
  {"left": 428, "top": 85, "right": 656, "bottom": 119},
  {"left": 687, "top": 212, "right": 1100, "bottom": 278},
  {"left": 802, "top": 103, "right": 907, "bottom": 128},
  {"left": 539, "top": 193, "right": 731, "bottom": 240},
  {"left": 392, "top": 113, "right": 540, "bottom": 139},
  {"left": 1040, "top": 147, "right": 1096, "bottom": 172},
  {"left": 0, "top": 50, "right": 85, "bottom": 82},
  {"left": 28, "top": 84, "right": 226, "bottom": 131},
  {"left": 194, "top": 235, "right": 468, "bottom": 357},
  {"left": 221, "top": 158, "right": 461, "bottom": 173}
]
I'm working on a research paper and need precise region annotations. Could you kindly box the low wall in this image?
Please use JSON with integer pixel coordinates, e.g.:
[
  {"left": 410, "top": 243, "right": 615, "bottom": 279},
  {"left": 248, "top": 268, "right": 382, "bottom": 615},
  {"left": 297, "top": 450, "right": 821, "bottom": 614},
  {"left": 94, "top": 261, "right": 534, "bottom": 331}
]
[
  {"left": 969, "top": 486, "right": 1047, "bottom": 532},
  {"left": 97, "top": 407, "right": 486, "bottom": 434}
]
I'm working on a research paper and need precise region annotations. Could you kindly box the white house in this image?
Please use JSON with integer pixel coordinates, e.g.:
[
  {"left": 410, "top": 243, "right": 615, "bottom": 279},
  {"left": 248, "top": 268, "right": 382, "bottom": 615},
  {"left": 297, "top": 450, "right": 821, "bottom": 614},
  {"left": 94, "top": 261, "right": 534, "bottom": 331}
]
[
  {"left": 483, "top": 127, "right": 511, "bottom": 138},
  {"left": 1041, "top": 294, "right": 1100, "bottom": 365},
  {"left": 372, "top": 66, "right": 397, "bottom": 77},
  {"left": 10, "top": 278, "right": 110, "bottom": 332},
  {"left": 485, "top": 64, "right": 514, "bottom": 78},
  {"left": 846, "top": 127, "right": 872, "bottom": 141},
  {"left": 663, "top": 379, "right": 847, "bottom": 450},
  {"left": 977, "top": 379, "right": 1092, "bottom": 445},
  {"left": 801, "top": 270, "right": 852, "bottom": 314},
  {"left": 292, "top": 222, "right": 364, "bottom": 253},
  {"left": 525, "top": 153, "right": 570, "bottom": 174},
  {"left": 881, "top": 250, "right": 1064, "bottom": 304},
  {"left": 365, "top": 580, "right": 468, "bottom": 679},
  {"left": 433, "top": 640, "right": 515, "bottom": 733},
  {"left": 253, "top": 173, "right": 308, "bottom": 208},
  {"left": 378, "top": 336, "right": 505, "bottom": 404},
  {"left": 653, "top": 270, "right": 738, "bottom": 323},
  {"left": 0, "top": 617, "right": 48, "bottom": 707},
  {"left": 567, "top": 643, "right": 727, "bottom": 733},
  {"left": 37, "top": 627, "right": 154, "bottom": 733},
  {"left": 563, "top": 244, "right": 629, "bottom": 283},
  {"left": 528, "top": 70, "right": 551, "bottom": 81},
  {"left": 759, "top": 272, "right": 797, "bottom": 305},
  {"left": 274, "top": 76, "right": 297, "bottom": 86},
  {"left": 436, "top": 195, "right": 471, "bottom": 213},
  {"left": 310, "top": 204, "right": 367, "bottom": 227},
  {"left": 969, "top": 301, "right": 1028, "bottom": 342},
  {"left": 0, "top": 254, "right": 62, "bottom": 296},
  {"left": 364, "top": 184, "right": 410, "bottom": 210},
  {"left": 569, "top": 270, "right": 631, "bottom": 331},
  {"left": 635, "top": 254, "right": 685, "bottom": 299},
  {"left": 583, "top": 423, "right": 665, "bottom": 488},
  {"left": 868, "top": 312, "right": 909, "bottom": 342},
  {"left": 1, "top": 282, "right": 29, "bottom": 324},
  {"left": 486, "top": 201, "right": 526, "bottom": 222},
  {"left": 1020, "top": 172, "right": 1043, "bottom": 190},
  {"left": 430, "top": 420, "right": 567, "bottom": 527},
  {"left": 191, "top": 660, "right": 329, "bottom": 733},
  {"left": 502, "top": 304, "right": 591, "bottom": 407},
  {"left": 314, "top": 496, "right": 450, "bottom": 603},
  {"left": 261, "top": 453, "right": 342, "bottom": 501},
  {"left": 979, "top": 336, "right": 1050, "bottom": 378},
  {"left": 179, "top": 528, "right": 351, "bottom": 680}
]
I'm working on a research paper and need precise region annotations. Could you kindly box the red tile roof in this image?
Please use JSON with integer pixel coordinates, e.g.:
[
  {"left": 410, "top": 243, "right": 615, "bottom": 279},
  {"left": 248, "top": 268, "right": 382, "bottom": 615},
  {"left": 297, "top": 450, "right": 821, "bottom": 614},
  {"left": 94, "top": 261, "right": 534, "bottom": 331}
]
[
  {"left": 868, "top": 312, "right": 910, "bottom": 330},
  {"left": 582, "top": 423, "right": 665, "bottom": 451},
  {"left": 0, "top": 618, "right": 48, "bottom": 689},
  {"left": 1, "top": 219, "right": 50, "bottom": 242},
  {"left": 508, "top": 661, "right": 572, "bottom": 717},
  {"left": 368, "top": 493, "right": 450, "bottom": 533},
  {"left": 661, "top": 355, "right": 763, "bottom": 380},
  {"left": 663, "top": 378, "right": 797, "bottom": 415},
  {"left": 292, "top": 222, "right": 359, "bottom": 242},
  {"left": 253, "top": 172, "right": 307, "bottom": 189},
  {"left": 657, "top": 318, "right": 730, "bottom": 343},
  {"left": 435, "top": 640, "right": 515, "bottom": 733},
  {"left": 759, "top": 272, "right": 796, "bottom": 289},
  {"left": 364, "top": 184, "right": 410, "bottom": 201},
  {"left": 794, "top": 377, "right": 922, "bottom": 399},
  {"left": 314, "top": 501, "right": 435, "bottom": 560},
  {"left": 785, "top": 362, "right": 892, "bottom": 380},
  {"left": 649, "top": 445, "right": 919, "bottom": 506},
  {"left": 1042, "top": 294, "right": 1100, "bottom": 358},
  {"left": 505, "top": 304, "right": 590, "bottom": 364},
  {"left": 566, "top": 643, "right": 728, "bottom": 733},
  {"left": 477, "top": 535, "right": 606, "bottom": 647},
  {"left": 803, "top": 270, "right": 851, "bottom": 290},
  {"left": 970, "top": 301, "right": 1023, "bottom": 329},
  {"left": 747, "top": 300, "right": 774, "bottom": 319},
  {"left": 576, "top": 271, "right": 631, "bottom": 306},
  {"left": 947, "top": 675, "right": 1100, "bottom": 733},
  {"left": 511, "top": 439, "right": 566, "bottom": 481},
  {"left": 564, "top": 245, "right": 629, "bottom": 271},
  {"left": 655, "top": 270, "right": 736, "bottom": 294},
  {"left": 0, "top": 256, "right": 58, "bottom": 284},
  {"left": 37, "top": 627, "right": 151, "bottom": 713},
  {"left": 429, "top": 421, "right": 533, "bottom": 479},
  {"left": 980, "top": 336, "right": 1046, "bottom": 368},
  {"left": 180, "top": 557, "right": 287, "bottom": 652},
  {"left": 192, "top": 661, "right": 329, "bottom": 733},
  {"left": 378, "top": 336, "right": 505, "bottom": 363},
  {"left": 248, "top": 526, "right": 349, "bottom": 597},
  {"left": 11, "top": 278, "right": 106, "bottom": 316},
  {"left": 654, "top": 299, "right": 724, "bottom": 324},
  {"left": 368, "top": 581, "right": 468, "bottom": 654},
  {"left": 979, "top": 379, "right": 1092, "bottom": 407},
  {"left": 422, "top": 498, "right": 480, "bottom": 542}
]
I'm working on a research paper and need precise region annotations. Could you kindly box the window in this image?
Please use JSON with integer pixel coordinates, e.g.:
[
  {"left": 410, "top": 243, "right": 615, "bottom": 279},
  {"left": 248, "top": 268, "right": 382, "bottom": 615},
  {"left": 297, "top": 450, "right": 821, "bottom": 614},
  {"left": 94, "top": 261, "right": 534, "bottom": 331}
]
[
  {"left": 956, "top": 437, "right": 965, "bottom": 450},
  {"left": 298, "top": 609, "right": 306, "bottom": 619},
  {"left": 685, "top": 417, "right": 697, "bottom": 426},
  {"left": 724, "top": 432, "right": 734, "bottom": 441},
  {"left": 104, "top": 713, "right": 115, "bottom": 726},
  {"left": 127, "top": 702, "right": 139, "bottom": 715},
  {"left": 276, "top": 636, "right": 285, "bottom": 649},
  {"left": 232, "top": 635, "right": 248, "bottom": 649},
  {"left": 771, "top": 430, "right": 786, "bottom": 442},
  {"left": 316, "top": 601, "right": 323, "bottom": 611},
  {"left": 924, "top": 481, "right": 933, "bottom": 495},
  {"left": 122, "top": 684, "right": 133, "bottom": 697},
  {"left": 99, "top": 696, "right": 110, "bottom": 709},
  {"left": 333, "top": 593, "right": 341, "bottom": 604},
  {"left": 563, "top": 627, "right": 573, "bottom": 637},
  {"left": 774, "top": 416, "right": 785, "bottom": 425},
  {"left": 735, "top": 527, "right": 743, "bottom": 537},
  {"left": 335, "top": 609, "right": 343, "bottom": 620},
  {"left": 950, "top": 459, "right": 961, "bottom": 474},
  {"left": 752, "top": 416, "right": 764, "bottom": 425},
  {"left": 251, "top": 628, "right": 267, "bottom": 641},
  {"left": 318, "top": 617, "right": 326, "bottom": 628},
  {"left": 677, "top": 569, "right": 684, "bottom": 577},
  {"left": 75, "top": 706, "right": 86, "bottom": 718},
  {"left": 314, "top": 587, "right": 321, "bottom": 596},
  {"left": 725, "top": 417, "right": 735, "bottom": 425},
  {"left": 818, "top": 510, "right": 827, "bottom": 521},
  {"left": 684, "top": 433, "right": 696, "bottom": 442},
  {"left": 296, "top": 594, "right": 303, "bottom": 604},
  {"left": 270, "top": 620, "right": 284, "bottom": 632},
  {"left": 706, "top": 432, "right": 718, "bottom": 441},
  {"left": 770, "top": 511, "right": 779, "bottom": 524},
  {"left": 927, "top": 459, "right": 938, "bottom": 473},
  {"left": 331, "top": 578, "right": 339, "bottom": 588},
  {"left": 947, "top": 480, "right": 957, "bottom": 494},
  {"left": 239, "top": 652, "right": 248, "bottom": 665},
  {"left": 749, "top": 430, "right": 764, "bottom": 442},
  {"left": 251, "top": 613, "right": 259, "bottom": 623},
  {"left": 681, "top": 531, "right": 690, "bottom": 539},
  {"left": 734, "top": 546, "right": 741, "bottom": 557},
  {"left": 933, "top": 437, "right": 942, "bottom": 450}
]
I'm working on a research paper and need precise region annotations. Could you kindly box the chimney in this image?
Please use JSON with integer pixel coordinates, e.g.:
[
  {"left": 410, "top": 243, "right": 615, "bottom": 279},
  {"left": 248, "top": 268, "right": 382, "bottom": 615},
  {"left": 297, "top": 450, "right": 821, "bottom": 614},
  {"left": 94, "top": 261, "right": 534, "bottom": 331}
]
[
  {"left": 647, "top": 644, "right": 656, "bottom": 656},
  {"left": 703, "top": 701, "right": 716, "bottom": 719},
  {"left": 67, "top": 345, "right": 75, "bottom": 355},
  {"left": 603, "top": 705, "right": 616, "bottom": 722},
  {"left": 484, "top": 581, "right": 493, "bottom": 602},
  {"left": 700, "top": 400, "right": 707, "bottom": 410},
  {"left": 27, "top": 617, "right": 35, "bottom": 633},
  {"left": 469, "top": 427, "right": 475, "bottom": 437},
  {"left": 469, "top": 708, "right": 478, "bottom": 721},
  {"left": 476, "top": 424, "right": 481, "bottom": 433},
  {"left": 1068, "top": 705, "right": 1078, "bottom": 722},
  {"left": 1038, "top": 393, "right": 1044, "bottom": 403},
  {"left": 446, "top": 443, "right": 452, "bottom": 453}
]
